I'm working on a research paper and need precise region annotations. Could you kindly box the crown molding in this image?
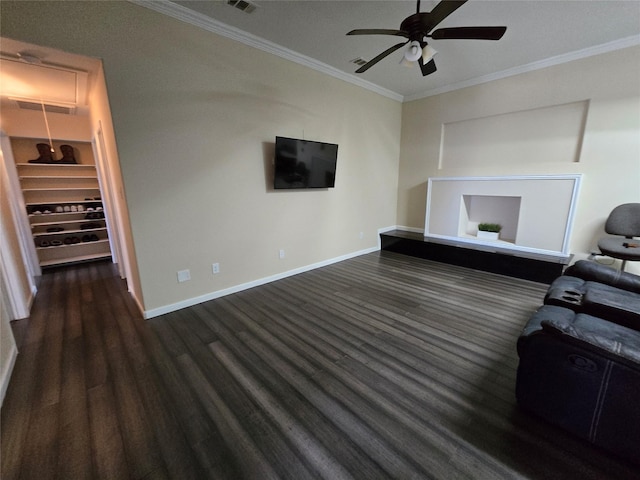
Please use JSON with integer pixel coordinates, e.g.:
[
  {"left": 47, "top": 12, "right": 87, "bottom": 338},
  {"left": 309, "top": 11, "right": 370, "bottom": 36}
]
[
  {"left": 129, "top": 0, "right": 403, "bottom": 102},
  {"left": 404, "top": 34, "right": 640, "bottom": 102}
]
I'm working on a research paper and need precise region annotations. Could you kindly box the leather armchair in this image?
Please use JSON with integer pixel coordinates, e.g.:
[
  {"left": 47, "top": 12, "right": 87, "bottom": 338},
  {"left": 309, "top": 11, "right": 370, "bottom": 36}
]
[{"left": 516, "top": 261, "right": 640, "bottom": 463}]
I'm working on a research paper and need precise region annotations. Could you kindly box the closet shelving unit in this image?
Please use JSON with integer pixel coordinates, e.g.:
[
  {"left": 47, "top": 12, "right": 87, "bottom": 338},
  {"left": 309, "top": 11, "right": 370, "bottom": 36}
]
[{"left": 13, "top": 139, "right": 112, "bottom": 268}]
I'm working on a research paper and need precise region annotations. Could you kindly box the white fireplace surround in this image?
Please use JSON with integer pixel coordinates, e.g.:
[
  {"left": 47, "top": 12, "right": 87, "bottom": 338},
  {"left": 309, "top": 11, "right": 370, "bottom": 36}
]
[{"left": 424, "top": 175, "right": 582, "bottom": 261}]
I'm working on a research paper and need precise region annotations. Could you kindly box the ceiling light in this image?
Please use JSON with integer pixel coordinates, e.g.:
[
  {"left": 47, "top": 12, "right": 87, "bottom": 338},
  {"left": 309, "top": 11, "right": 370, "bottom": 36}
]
[
  {"left": 403, "top": 41, "right": 422, "bottom": 62},
  {"left": 422, "top": 44, "right": 438, "bottom": 64}
]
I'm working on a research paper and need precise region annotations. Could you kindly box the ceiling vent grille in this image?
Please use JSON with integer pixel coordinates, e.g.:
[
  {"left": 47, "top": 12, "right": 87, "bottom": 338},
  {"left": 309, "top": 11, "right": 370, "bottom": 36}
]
[
  {"left": 13, "top": 99, "right": 75, "bottom": 115},
  {"left": 350, "top": 58, "right": 368, "bottom": 67},
  {"left": 227, "top": 0, "right": 257, "bottom": 14}
]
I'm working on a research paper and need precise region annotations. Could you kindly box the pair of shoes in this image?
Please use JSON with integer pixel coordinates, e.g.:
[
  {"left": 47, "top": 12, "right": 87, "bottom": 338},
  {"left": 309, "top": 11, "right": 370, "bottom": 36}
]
[
  {"left": 80, "top": 222, "right": 101, "bottom": 230},
  {"left": 50, "top": 240, "right": 63, "bottom": 246},
  {"left": 46, "top": 226, "right": 64, "bottom": 232},
  {"left": 85, "top": 212, "right": 104, "bottom": 219},
  {"left": 63, "top": 237, "right": 81, "bottom": 245},
  {"left": 81, "top": 234, "right": 100, "bottom": 242},
  {"left": 39, "top": 239, "right": 50, "bottom": 247}
]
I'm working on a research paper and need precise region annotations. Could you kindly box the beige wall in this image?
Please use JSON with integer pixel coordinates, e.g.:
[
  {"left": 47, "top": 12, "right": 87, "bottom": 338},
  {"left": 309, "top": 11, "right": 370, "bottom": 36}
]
[
  {"left": 0, "top": 287, "right": 18, "bottom": 405},
  {"left": 88, "top": 62, "right": 144, "bottom": 309},
  {"left": 1, "top": 1, "right": 402, "bottom": 314},
  {"left": 399, "top": 46, "right": 640, "bottom": 273}
]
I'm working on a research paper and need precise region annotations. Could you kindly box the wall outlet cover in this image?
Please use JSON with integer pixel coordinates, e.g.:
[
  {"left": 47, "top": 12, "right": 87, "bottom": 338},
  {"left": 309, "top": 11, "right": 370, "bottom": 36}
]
[{"left": 177, "top": 269, "right": 191, "bottom": 282}]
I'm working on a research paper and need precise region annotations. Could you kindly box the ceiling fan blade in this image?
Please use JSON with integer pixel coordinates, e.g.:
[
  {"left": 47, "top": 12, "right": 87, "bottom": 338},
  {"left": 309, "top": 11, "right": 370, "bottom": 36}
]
[
  {"left": 430, "top": 26, "right": 507, "bottom": 40},
  {"left": 425, "top": 0, "right": 468, "bottom": 31},
  {"left": 418, "top": 58, "right": 437, "bottom": 76},
  {"left": 355, "top": 41, "right": 408, "bottom": 73},
  {"left": 347, "top": 29, "right": 409, "bottom": 38}
]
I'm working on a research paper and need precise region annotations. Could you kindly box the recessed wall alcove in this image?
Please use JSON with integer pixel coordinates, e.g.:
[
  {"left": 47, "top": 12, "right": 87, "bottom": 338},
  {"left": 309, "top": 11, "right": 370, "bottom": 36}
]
[
  {"left": 459, "top": 195, "right": 521, "bottom": 243},
  {"left": 425, "top": 175, "right": 582, "bottom": 260}
]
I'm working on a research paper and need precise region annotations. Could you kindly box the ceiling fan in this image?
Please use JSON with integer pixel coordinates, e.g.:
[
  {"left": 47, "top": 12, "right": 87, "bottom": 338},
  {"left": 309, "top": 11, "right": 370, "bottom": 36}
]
[{"left": 347, "top": 0, "right": 507, "bottom": 76}]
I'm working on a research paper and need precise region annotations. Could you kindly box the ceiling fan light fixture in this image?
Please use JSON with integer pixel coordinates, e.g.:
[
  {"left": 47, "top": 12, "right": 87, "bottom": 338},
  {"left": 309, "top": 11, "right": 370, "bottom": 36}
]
[
  {"left": 403, "top": 41, "right": 422, "bottom": 62},
  {"left": 399, "top": 56, "right": 415, "bottom": 68},
  {"left": 422, "top": 44, "right": 438, "bottom": 64}
]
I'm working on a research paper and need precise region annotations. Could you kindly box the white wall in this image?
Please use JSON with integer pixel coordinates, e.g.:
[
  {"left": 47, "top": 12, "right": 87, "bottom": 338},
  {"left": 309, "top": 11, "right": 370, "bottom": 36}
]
[
  {"left": 1, "top": 1, "right": 402, "bottom": 314},
  {"left": 399, "top": 46, "right": 640, "bottom": 273}
]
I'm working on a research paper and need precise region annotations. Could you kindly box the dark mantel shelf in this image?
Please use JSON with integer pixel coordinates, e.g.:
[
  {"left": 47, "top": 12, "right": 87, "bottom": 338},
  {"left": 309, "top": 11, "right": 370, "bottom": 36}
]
[{"left": 380, "top": 230, "right": 569, "bottom": 284}]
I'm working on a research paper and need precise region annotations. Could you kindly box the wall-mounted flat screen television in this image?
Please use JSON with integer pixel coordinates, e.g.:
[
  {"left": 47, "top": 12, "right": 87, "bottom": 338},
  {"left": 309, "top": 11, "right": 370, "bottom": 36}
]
[{"left": 274, "top": 136, "right": 338, "bottom": 189}]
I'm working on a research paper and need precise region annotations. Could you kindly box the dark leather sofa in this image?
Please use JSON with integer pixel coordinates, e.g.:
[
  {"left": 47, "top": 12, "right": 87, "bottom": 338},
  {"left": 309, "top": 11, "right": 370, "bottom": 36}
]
[{"left": 516, "top": 260, "right": 640, "bottom": 463}]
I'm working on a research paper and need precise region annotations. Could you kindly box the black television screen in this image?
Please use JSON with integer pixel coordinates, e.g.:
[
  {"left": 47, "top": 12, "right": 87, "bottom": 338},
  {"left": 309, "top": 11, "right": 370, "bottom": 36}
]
[{"left": 274, "top": 136, "right": 338, "bottom": 189}]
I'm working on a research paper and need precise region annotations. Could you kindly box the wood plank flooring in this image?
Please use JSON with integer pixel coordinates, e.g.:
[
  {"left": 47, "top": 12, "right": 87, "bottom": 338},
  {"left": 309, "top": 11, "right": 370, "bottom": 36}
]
[{"left": 2, "top": 252, "right": 638, "bottom": 479}]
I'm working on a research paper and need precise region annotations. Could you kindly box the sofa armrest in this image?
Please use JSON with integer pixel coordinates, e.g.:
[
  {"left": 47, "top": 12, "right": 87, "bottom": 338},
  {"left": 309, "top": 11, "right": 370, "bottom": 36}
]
[
  {"left": 541, "top": 308, "right": 640, "bottom": 366},
  {"left": 564, "top": 260, "right": 640, "bottom": 294}
]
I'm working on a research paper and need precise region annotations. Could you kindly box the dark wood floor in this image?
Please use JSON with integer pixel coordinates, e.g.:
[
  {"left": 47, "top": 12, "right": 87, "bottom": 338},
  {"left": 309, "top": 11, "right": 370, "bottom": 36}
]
[{"left": 2, "top": 252, "right": 638, "bottom": 479}]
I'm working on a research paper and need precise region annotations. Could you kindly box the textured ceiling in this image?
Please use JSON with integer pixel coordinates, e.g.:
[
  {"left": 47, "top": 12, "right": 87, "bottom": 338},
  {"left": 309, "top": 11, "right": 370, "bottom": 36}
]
[{"left": 172, "top": 0, "right": 640, "bottom": 100}]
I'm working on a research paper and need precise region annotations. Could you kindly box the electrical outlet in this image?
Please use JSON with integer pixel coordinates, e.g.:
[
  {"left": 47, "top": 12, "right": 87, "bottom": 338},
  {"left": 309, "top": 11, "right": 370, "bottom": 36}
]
[
  {"left": 212, "top": 263, "right": 220, "bottom": 274},
  {"left": 177, "top": 269, "right": 191, "bottom": 283},
  {"left": 279, "top": 249, "right": 285, "bottom": 259}
]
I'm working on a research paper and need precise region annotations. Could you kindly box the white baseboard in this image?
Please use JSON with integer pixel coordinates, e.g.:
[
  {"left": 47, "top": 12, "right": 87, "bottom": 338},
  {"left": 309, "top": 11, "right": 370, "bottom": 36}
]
[
  {"left": 144, "top": 245, "right": 380, "bottom": 319},
  {"left": 0, "top": 343, "right": 18, "bottom": 407}
]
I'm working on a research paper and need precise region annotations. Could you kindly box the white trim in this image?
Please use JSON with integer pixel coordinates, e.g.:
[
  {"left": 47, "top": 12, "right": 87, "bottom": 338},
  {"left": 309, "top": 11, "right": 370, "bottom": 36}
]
[
  {"left": 129, "top": 0, "right": 403, "bottom": 102},
  {"left": 405, "top": 35, "right": 640, "bottom": 102},
  {"left": 0, "top": 343, "right": 18, "bottom": 407},
  {"left": 143, "top": 245, "right": 380, "bottom": 319}
]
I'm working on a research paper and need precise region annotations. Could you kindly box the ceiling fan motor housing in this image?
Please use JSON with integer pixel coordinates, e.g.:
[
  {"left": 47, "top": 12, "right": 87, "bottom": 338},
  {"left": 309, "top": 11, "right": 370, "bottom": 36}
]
[{"left": 400, "top": 13, "right": 433, "bottom": 42}]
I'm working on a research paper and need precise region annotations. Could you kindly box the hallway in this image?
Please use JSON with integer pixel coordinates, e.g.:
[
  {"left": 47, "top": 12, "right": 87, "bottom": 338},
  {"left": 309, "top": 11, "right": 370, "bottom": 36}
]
[{"left": 1, "top": 261, "right": 203, "bottom": 479}]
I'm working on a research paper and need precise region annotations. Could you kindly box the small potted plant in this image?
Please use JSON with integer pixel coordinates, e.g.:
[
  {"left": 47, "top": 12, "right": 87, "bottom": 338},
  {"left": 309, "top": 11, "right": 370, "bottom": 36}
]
[{"left": 477, "top": 222, "right": 502, "bottom": 241}]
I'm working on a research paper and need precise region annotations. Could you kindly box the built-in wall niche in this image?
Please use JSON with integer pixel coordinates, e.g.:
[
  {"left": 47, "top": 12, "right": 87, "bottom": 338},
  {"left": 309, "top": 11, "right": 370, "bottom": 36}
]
[
  {"left": 459, "top": 195, "right": 521, "bottom": 243},
  {"left": 439, "top": 101, "right": 589, "bottom": 169},
  {"left": 425, "top": 175, "right": 582, "bottom": 261}
]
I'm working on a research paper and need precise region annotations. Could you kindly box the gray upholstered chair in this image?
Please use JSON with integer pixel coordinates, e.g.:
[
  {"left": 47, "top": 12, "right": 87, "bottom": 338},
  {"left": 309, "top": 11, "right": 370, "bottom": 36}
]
[{"left": 597, "top": 203, "right": 640, "bottom": 270}]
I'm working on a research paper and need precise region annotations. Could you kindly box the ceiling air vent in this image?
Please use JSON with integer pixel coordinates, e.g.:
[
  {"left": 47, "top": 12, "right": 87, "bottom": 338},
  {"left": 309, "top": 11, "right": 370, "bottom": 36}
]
[
  {"left": 227, "top": 0, "right": 257, "bottom": 14},
  {"left": 350, "top": 58, "right": 368, "bottom": 67},
  {"left": 13, "top": 99, "right": 75, "bottom": 115}
]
